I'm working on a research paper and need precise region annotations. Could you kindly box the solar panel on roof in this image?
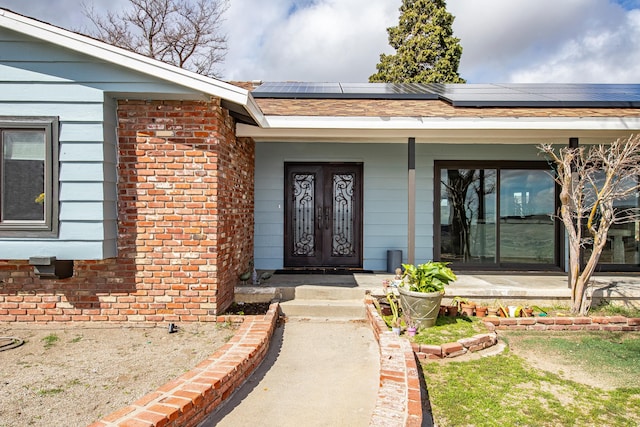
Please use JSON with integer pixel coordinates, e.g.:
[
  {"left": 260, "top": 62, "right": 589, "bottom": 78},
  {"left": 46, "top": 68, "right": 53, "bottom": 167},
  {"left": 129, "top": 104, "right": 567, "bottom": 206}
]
[{"left": 251, "top": 82, "right": 640, "bottom": 107}]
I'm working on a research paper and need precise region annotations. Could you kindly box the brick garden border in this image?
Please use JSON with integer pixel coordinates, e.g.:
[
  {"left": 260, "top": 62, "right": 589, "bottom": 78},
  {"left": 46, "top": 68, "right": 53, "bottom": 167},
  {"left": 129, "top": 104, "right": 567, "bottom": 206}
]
[
  {"left": 89, "top": 302, "right": 279, "bottom": 427},
  {"left": 366, "top": 300, "right": 423, "bottom": 427},
  {"left": 485, "top": 315, "right": 640, "bottom": 331}
]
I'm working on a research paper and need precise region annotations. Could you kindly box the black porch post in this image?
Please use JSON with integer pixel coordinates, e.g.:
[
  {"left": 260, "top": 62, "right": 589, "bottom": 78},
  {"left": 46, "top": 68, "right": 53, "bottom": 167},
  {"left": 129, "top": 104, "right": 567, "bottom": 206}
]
[{"left": 408, "top": 137, "right": 416, "bottom": 265}]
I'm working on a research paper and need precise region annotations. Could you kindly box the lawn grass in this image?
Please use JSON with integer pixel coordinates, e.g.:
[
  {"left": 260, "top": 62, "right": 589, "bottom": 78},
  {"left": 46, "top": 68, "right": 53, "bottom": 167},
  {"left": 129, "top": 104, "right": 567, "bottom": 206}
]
[
  {"left": 423, "top": 333, "right": 640, "bottom": 427},
  {"left": 534, "top": 301, "right": 640, "bottom": 318},
  {"left": 590, "top": 302, "right": 640, "bottom": 318},
  {"left": 503, "top": 331, "right": 640, "bottom": 388},
  {"left": 413, "top": 315, "right": 489, "bottom": 346}
]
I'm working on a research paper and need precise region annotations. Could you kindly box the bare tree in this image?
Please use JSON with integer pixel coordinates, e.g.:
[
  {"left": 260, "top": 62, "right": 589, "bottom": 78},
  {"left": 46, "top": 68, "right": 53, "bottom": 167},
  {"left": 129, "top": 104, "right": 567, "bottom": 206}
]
[
  {"left": 539, "top": 135, "right": 640, "bottom": 315},
  {"left": 83, "top": 0, "right": 228, "bottom": 77}
]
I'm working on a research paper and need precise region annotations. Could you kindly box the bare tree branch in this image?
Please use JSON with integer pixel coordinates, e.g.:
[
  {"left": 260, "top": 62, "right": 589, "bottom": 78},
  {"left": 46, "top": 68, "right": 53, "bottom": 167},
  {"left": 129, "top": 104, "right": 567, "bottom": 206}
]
[
  {"left": 82, "top": 0, "right": 228, "bottom": 77},
  {"left": 539, "top": 135, "right": 640, "bottom": 314}
]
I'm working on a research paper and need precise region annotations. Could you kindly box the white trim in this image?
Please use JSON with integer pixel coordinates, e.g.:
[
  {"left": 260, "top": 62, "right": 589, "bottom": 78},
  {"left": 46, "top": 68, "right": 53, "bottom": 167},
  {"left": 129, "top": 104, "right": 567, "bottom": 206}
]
[
  {"left": 238, "top": 115, "right": 640, "bottom": 143},
  {"left": 0, "top": 8, "right": 266, "bottom": 126},
  {"left": 258, "top": 115, "right": 640, "bottom": 130}
]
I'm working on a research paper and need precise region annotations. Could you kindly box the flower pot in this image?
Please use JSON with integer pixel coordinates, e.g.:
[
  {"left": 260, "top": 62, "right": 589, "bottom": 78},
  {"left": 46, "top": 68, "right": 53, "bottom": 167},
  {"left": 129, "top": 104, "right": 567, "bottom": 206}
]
[
  {"left": 447, "top": 305, "right": 458, "bottom": 317},
  {"left": 508, "top": 305, "right": 518, "bottom": 317},
  {"left": 392, "top": 326, "right": 401, "bottom": 336},
  {"left": 377, "top": 298, "right": 392, "bottom": 316},
  {"left": 407, "top": 326, "right": 417, "bottom": 337},
  {"left": 439, "top": 305, "right": 447, "bottom": 316},
  {"left": 488, "top": 308, "right": 499, "bottom": 317},
  {"left": 523, "top": 308, "right": 534, "bottom": 317},
  {"left": 475, "top": 306, "right": 488, "bottom": 317},
  {"left": 397, "top": 287, "right": 443, "bottom": 329},
  {"left": 461, "top": 303, "right": 475, "bottom": 317}
]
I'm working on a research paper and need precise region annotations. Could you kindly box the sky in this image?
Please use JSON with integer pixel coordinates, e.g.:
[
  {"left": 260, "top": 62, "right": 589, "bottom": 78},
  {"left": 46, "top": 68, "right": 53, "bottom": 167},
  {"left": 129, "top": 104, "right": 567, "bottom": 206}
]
[{"left": 1, "top": 0, "right": 640, "bottom": 83}]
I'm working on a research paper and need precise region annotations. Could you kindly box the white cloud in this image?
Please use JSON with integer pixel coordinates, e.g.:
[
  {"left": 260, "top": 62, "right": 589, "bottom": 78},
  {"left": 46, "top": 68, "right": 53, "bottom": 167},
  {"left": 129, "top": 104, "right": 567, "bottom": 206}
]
[
  {"left": 223, "top": 0, "right": 398, "bottom": 81},
  {"left": 508, "top": 9, "right": 640, "bottom": 82},
  {"left": 2, "top": 0, "right": 640, "bottom": 83},
  {"left": 448, "top": 0, "right": 636, "bottom": 83}
]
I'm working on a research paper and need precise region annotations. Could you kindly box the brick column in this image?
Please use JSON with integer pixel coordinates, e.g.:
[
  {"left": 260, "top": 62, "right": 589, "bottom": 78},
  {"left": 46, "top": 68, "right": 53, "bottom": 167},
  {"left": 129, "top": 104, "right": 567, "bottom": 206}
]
[{"left": 117, "top": 99, "right": 254, "bottom": 320}]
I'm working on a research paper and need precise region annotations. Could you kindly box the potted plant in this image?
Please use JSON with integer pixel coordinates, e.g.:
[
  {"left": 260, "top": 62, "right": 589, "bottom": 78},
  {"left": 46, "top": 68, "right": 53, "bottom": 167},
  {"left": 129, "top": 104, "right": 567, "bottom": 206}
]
[
  {"left": 475, "top": 304, "right": 488, "bottom": 317},
  {"left": 388, "top": 293, "right": 402, "bottom": 335},
  {"left": 398, "top": 261, "right": 457, "bottom": 328},
  {"left": 375, "top": 291, "right": 402, "bottom": 335},
  {"left": 404, "top": 314, "right": 417, "bottom": 337},
  {"left": 452, "top": 296, "right": 475, "bottom": 317}
]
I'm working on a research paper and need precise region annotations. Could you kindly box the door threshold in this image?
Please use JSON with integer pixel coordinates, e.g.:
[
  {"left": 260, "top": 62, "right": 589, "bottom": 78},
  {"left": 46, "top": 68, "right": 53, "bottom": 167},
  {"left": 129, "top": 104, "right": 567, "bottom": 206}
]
[{"left": 275, "top": 268, "right": 373, "bottom": 275}]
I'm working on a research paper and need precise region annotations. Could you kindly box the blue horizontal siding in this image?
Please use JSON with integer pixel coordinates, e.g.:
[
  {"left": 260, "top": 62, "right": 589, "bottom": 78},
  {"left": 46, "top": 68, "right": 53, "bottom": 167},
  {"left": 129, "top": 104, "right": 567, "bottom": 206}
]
[
  {"left": 0, "top": 102, "right": 104, "bottom": 121},
  {"left": 59, "top": 163, "right": 106, "bottom": 182},
  {"left": 0, "top": 29, "right": 198, "bottom": 259},
  {"left": 59, "top": 202, "right": 117, "bottom": 221},
  {"left": 59, "top": 182, "right": 116, "bottom": 202},
  {"left": 0, "top": 83, "right": 104, "bottom": 102},
  {"left": 60, "top": 143, "right": 108, "bottom": 162}
]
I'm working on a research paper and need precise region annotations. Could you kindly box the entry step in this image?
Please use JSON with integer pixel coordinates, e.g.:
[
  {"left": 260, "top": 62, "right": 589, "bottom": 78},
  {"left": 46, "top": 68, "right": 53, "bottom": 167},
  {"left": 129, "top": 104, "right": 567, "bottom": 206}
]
[
  {"left": 279, "top": 299, "right": 366, "bottom": 320},
  {"left": 294, "top": 285, "right": 366, "bottom": 301}
]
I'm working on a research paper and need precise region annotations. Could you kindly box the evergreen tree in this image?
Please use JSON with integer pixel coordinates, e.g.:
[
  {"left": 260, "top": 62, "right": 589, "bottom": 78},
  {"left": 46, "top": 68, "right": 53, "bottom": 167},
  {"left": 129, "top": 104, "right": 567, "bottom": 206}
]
[{"left": 370, "top": 0, "right": 465, "bottom": 83}]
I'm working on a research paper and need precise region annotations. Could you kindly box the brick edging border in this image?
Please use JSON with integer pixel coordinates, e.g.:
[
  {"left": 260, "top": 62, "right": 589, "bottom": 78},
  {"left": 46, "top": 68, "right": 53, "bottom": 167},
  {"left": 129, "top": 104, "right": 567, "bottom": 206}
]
[
  {"left": 485, "top": 315, "right": 640, "bottom": 331},
  {"left": 365, "top": 300, "right": 423, "bottom": 427},
  {"left": 364, "top": 300, "right": 640, "bottom": 427},
  {"left": 88, "top": 302, "right": 280, "bottom": 427}
]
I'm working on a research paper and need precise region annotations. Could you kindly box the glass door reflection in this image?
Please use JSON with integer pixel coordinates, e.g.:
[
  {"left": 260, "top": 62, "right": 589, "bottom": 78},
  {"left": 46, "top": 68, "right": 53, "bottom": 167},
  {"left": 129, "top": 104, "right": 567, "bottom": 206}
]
[
  {"left": 440, "top": 169, "right": 497, "bottom": 264},
  {"left": 499, "top": 170, "right": 555, "bottom": 264}
]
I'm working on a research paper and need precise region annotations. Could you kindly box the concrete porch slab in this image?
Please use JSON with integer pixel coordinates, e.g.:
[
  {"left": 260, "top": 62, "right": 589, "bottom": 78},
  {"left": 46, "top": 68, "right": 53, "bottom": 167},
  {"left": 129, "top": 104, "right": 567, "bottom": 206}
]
[{"left": 236, "top": 271, "right": 640, "bottom": 308}]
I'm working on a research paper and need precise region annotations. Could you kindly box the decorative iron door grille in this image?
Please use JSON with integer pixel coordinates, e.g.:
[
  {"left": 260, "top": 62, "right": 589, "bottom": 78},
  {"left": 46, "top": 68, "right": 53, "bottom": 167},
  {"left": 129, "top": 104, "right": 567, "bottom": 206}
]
[{"left": 284, "top": 163, "right": 363, "bottom": 268}]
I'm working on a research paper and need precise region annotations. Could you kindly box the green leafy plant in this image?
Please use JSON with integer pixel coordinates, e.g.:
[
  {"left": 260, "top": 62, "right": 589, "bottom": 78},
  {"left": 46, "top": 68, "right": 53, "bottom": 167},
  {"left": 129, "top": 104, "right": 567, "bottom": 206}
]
[
  {"left": 387, "top": 292, "right": 401, "bottom": 328},
  {"left": 401, "top": 261, "right": 457, "bottom": 293},
  {"left": 42, "top": 333, "right": 59, "bottom": 349}
]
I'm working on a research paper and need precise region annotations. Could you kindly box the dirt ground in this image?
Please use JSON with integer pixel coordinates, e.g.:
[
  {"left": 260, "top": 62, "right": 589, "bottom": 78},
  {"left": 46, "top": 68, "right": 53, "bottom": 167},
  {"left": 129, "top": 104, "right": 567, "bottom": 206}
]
[
  {"left": 502, "top": 331, "right": 638, "bottom": 390},
  {"left": 0, "top": 322, "right": 236, "bottom": 427}
]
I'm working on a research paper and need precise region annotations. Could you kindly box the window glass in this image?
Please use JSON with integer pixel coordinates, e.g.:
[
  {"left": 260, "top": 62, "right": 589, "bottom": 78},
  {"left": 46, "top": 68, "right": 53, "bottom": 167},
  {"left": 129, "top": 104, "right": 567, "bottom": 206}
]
[
  {"left": 499, "top": 170, "right": 555, "bottom": 263},
  {"left": 2, "top": 130, "right": 45, "bottom": 221},
  {"left": 0, "top": 117, "right": 57, "bottom": 236},
  {"left": 585, "top": 174, "right": 640, "bottom": 265},
  {"left": 440, "top": 168, "right": 497, "bottom": 264},
  {"left": 437, "top": 163, "right": 557, "bottom": 268}
]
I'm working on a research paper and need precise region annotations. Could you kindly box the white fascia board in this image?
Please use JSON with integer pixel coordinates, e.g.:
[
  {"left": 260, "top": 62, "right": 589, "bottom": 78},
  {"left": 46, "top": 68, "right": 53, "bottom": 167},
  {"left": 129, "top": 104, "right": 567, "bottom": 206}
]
[
  {"left": 237, "top": 116, "right": 640, "bottom": 143},
  {"left": 258, "top": 115, "right": 640, "bottom": 131},
  {"left": 0, "top": 9, "right": 266, "bottom": 126}
]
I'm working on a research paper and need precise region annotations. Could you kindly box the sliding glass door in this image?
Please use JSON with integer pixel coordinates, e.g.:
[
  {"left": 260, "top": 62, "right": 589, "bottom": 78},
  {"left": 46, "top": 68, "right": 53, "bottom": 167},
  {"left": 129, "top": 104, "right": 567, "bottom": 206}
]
[{"left": 436, "top": 162, "right": 559, "bottom": 269}]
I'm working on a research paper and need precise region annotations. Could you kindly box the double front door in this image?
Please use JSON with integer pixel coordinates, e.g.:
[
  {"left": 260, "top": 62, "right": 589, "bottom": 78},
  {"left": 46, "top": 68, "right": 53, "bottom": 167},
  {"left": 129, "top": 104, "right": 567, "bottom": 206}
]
[{"left": 284, "top": 163, "right": 363, "bottom": 268}]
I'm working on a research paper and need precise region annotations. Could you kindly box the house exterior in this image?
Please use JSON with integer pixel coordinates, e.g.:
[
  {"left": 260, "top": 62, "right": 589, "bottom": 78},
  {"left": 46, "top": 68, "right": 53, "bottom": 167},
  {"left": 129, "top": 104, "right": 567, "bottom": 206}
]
[
  {"left": 1, "top": 9, "right": 640, "bottom": 322},
  {"left": 0, "top": 9, "right": 259, "bottom": 321},
  {"left": 246, "top": 82, "right": 640, "bottom": 273}
]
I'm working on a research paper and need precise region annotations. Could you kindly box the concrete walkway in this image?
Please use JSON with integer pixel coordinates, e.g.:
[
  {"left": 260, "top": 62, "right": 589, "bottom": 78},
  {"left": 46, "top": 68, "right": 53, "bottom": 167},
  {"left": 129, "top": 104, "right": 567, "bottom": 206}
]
[{"left": 200, "top": 319, "right": 380, "bottom": 427}]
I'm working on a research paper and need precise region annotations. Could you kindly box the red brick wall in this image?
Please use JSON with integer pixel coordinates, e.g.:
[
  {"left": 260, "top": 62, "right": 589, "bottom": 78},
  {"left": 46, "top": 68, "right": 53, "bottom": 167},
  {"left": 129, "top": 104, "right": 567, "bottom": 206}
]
[{"left": 0, "top": 99, "right": 254, "bottom": 322}]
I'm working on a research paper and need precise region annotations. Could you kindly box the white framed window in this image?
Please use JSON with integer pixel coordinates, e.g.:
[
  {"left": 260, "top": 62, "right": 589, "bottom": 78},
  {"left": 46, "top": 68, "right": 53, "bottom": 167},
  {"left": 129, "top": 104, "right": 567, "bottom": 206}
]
[{"left": 0, "top": 117, "right": 59, "bottom": 237}]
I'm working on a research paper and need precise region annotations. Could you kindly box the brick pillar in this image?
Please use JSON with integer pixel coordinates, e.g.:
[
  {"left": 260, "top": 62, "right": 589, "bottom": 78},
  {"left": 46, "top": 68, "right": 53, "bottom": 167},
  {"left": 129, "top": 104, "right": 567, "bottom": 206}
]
[{"left": 117, "top": 99, "right": 255, "bottom": 319}]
